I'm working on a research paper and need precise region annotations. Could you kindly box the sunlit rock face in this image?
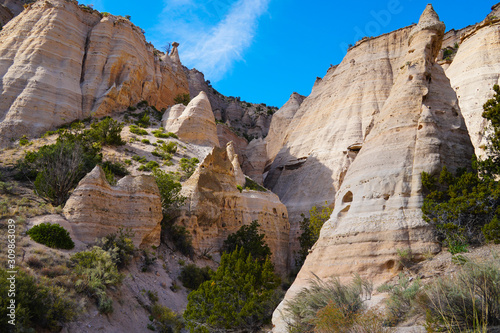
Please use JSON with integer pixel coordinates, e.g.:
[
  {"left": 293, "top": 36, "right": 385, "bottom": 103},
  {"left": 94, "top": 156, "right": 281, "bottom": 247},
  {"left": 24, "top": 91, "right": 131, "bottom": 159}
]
[
  {"left": 271, "top": 5, "right": 474, "bottom": 331},
  {"left": 0, "top": 0, "right": 188, "bottom": 146},
  {"left": 63, "top": 166, "right": 163, "bottom": 248},
  {"left": 173, "top": 143, "right": 290, "bottom": 274},
  {"left": 161, "top": 91, "right": 219, "bottom": 147}
]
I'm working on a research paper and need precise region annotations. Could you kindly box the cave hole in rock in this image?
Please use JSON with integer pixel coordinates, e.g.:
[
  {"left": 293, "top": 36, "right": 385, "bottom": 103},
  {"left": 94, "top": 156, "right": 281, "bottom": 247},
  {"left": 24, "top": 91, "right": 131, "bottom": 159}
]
[{"left": 342, "top": 191, "right": 353, "bottom": 203}]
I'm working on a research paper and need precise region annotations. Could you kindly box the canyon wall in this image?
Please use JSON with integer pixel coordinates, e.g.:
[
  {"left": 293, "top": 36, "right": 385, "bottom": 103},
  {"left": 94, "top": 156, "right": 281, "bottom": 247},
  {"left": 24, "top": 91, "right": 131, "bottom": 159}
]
[
  {"left": 0, "top": 0, "right": 188, "bottom": 146},
  {"left": 272, "top": 5, "right": 475, "bottom": 331},
  {"left": 174, "top": 143, "right": 290, "bottom": 273}
]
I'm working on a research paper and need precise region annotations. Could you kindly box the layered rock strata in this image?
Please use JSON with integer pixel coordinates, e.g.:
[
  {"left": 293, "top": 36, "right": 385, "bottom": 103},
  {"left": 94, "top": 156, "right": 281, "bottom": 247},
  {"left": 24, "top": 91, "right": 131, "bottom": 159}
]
[
  {"left": 445, "top": 4, "right": 500, "bottom": 156},
  {"left": 0, "top": 0, "right": 188, "bottom": 146},
  {"left": 174, "top": 142, "right": 290, "bottom": 273},
  {"left": 161, "top": 91, "right": 219, "bottom": 147},
  {"left": 63, "top": 165, "right": 163, "bottom": 247},
  {"left": 272, "top": 5, "right": 474, "bottom": 331}
]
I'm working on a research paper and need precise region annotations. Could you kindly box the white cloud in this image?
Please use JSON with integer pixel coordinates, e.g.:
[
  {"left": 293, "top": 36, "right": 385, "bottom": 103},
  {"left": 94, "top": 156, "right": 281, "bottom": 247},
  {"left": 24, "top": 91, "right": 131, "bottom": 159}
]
[{"left": 154, "top": 0, "right": 270, "bottom": 81}]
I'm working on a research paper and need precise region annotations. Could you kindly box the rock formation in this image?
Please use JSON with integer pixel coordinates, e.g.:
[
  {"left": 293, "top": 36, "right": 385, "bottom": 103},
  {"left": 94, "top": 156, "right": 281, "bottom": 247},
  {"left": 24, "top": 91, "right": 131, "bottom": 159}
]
[
  {"left": 445, "top": 4, "right": 500, "bottom": 156},
  {"left": 272, "top": 5, "right": 474, "bottom": 331},
  {"left": 242, "top": 138, "right": 267, "bottom": 185},
  {"left": 63, "top": 165, "right": 163, "bottom": 247},
  {"left": 0, "top": 0, "right": 188, "bottom": 146},
  {"left": 185, "top": 68, "right": 275, "bottom": 139},
  {"left": 265, "top": 92, "right": 306, "bottom": 167},
  {"left": 161, "top": 91, "right": 219, "bottom": 147},
  {"left": 174, "top": 142, "right": 290, "bottom": 273},
  {"left": 0, "top": 0, "right": 23, "bottom": 26}
]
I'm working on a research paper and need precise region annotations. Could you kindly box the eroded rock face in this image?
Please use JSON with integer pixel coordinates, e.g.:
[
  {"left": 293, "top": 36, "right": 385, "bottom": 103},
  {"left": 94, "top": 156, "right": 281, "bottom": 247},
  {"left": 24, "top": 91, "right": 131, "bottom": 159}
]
[
  {"left": 185, "top": 68, "right": 274, "bottom": 139},
  {"left": 63, "top": 165, "right": 162, "bottom": 247},
  {"left": 272, "top": 5, "right": 474, "bottom": 331},
  {"left": 0, "top": 0, "right": 23, "bottom": 26},
  {"left": 174, "top": 143, "right": 290, "bottom": 273},
  {"left": 0, "top": 0, "right": 188, "bottom": 146},
  {"left": 446, "top": 4, "right": 500, "bottom": 156},
  {"left": 161, "top": 91, "right": 219, "bottom": 147},
  {"left": 265, "top": 92, "right": 305, "bottom": 167}
]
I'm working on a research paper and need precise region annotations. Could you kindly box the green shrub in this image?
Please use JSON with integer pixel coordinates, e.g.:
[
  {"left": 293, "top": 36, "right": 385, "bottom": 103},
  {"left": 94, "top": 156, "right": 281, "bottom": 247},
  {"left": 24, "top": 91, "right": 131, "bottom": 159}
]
[
  {"left": 71, "top": 247, "right": 123, "bottom": 313},
  {"left": 179, "top": 157, "right": 199, "bottom": 180},
  {"left": 20, "top": 135, "right": 100, "bottom": 206},
  {"left": 179, "top": 264, "right": 212, "bottom": 290},
  {"left": 135, "top": 113, "right": 151, "bottom": 128},
  {"left": 153, "top": 142, "right": 176, "bottom": 161},
  {"left": 419, "top": 258, "right": 500, "bottom": 331},
  {"left": 142, "top": 139, "right": 151, "bottom": 144},
  {"left": 87, "top": 117, "right": 125, "bottom": 146},
  {"left": 165, "top": 224, "right": 193, "bottom": 257},
  {"left": 129, "top": 125, "right": 148, "bottom": 136},
  {"left": 184, "top": 248, "right": 281, "bottom": 332},
  {"left": 153, "top": 169, "right": 185, "bottom": 214},
  {"left": 482, "top": 215, "right": 500, "bottom": 244},
  {"left": 285, "top": 275, "right": 373, "bottom": 332},
  {"left": 221, "top": 220, "right": 271, "bottom": 262},
  {"left": 0, "top": 269, "right": 77, "bottom": 332},
  {"left": 137, "top": 100, "right": 149, "bottom": 108},
  {"left": 19, "top": 135, "right": 30, "bottom": 146},
  {"left": 96, "top": 228, "right": 135, "bottom": 269},
  {"left": 244, "top": 176, "right": 267, "bottom": 192},
  {"left": 101, "top": 160, "right": 129, "bottom": 177},
  {"left": 27, "top": 223, "right": 75, "bottom": 249},
  {"left": 152, "top": 129, "right": 178, "bottom": 139},
  {"left": 150, "top": 304, "right": 184, "bottom": 333},
  {"left": 103, "top": 164, "right": 117, "bottom": 185},
  {"left": 174, "top": 93, "right": 190, "bottom": 106},
  {"left": 132, "top": 155, "right": 148, "bottom": 164},
  {"left": 377, "top": 273, "right": 421, "bottom": 325},
  {"left": 296, "top": 203, "right": 333, "bottom": 268},
  {"left": 0, "top": 181, "right": 13, "bottom": 194},
  {"left": 141, "top": 249, "right": 157, "bottom": 272},
  {"left": 138, "top": 161, "right": 159, "bottom": 171}
]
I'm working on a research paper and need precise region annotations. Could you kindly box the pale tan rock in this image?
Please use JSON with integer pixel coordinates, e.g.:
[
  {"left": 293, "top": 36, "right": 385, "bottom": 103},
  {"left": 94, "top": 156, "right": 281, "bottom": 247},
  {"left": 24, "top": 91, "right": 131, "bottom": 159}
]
[
  {"left": 446, "top": 8, "right": 500, "bottom": 156},
  {"left": 0, "top": 0, "right": 188, "bottom": 146},
  {"left": 265, "top": 92, "right": 305, "bottom": 167},
  {"left": 216, "top": 123, "right": 248, "bottom": 165},
  {"left": 242, "top": 138, "right": 267, "bottom": 185},
  {"left": 161, "top": 91, "right": 218, "bottom": 147},
  {"left": 174, "top": 143, "right": 290, "bottom": 273},
  {"left": 272, "top": 5, "right": 474, "bottom": 331},
  {"left": 63, "top": 165, "right": 163, "bottom": 248}
]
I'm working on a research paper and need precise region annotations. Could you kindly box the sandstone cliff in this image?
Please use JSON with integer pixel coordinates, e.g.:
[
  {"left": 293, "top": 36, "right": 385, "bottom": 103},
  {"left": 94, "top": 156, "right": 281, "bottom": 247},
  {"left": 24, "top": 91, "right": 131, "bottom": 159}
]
[
  {"left": 445, "top": 4, "right": 500, "bottom": 156},
  {"left": 161, "top": 91, "right": 219, "bottom": 147},
  {"left": 174, "top": 142, "right": 290, "bottom": 273},
  {"left": 272, "top": 5, "right": 474, "bottom": 330},
  {"left": 63, "top": 165, "right": 163, "bottom": 247},
  {"left": 0, "top": 0, "right": 188, "bottom": 146}
]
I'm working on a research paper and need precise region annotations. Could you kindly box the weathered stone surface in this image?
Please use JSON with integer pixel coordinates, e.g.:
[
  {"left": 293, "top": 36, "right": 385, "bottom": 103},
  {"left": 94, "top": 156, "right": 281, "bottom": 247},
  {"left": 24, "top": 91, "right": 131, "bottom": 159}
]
[
  {"left": 265, "top": 92, "right": 305, "bottom": 167},
  {"left": 217, "top": 123, "right": 248, "bottom": 165},
  {"left": 0, "top": 0, "right": 23, "bottom": 26},
  {"left": 161, "top": 91, "right": 219, "bottom": 147},
  {"left": 242, "top": 138, "right": 267, "bottom": 185},
  {"left": 265, "top": 26, "right": 415, "bottom": 268},
  {"left": 0, "top": 0, "right": 188, "bottom": 146},
  {"left": 185, "top": 68, "right": 274, "bottom": 139},
  {"left": 63, "top": 165, "right": 162, "bottom": 247},
  {"left": 446, "top": 5, "right": 500, "bottom": 156},
  {"left": 272, "top": 5, "right": 474, "bottom": 331},
  {"left": 174, "top": 143, "right": 290, "bottom": 273}
]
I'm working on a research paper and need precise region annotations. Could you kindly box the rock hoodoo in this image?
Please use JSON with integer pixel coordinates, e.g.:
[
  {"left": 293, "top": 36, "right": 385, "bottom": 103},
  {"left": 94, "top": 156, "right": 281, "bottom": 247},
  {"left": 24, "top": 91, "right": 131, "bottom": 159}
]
[
  {"left": 272, "top": 5, "right": 474, "bottom": 331},
  {"left": 174, "top": 142, "right": 290, "bottom": 273},
  {"left": 63, "top": 165, "right": 163, "bottom": 247},
  {"left": 0, "top": 0, "right": 188, "bottom": 146},
  {"left": 161, "top": 91, "right": 219, "bottom": 147}
]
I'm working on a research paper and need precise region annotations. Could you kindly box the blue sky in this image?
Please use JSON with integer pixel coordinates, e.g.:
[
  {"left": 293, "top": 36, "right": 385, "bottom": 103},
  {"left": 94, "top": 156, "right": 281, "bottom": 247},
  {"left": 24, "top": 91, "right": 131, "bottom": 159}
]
[{"left": 86, "top": 0, "right": 492, "bottom": 108}]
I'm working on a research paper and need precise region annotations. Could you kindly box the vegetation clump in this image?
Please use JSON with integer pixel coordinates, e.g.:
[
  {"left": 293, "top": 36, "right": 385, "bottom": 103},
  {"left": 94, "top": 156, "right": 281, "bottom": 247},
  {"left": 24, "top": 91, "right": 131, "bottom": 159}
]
[
  {"left": 285, "top": 274, "right": 374, "bottom": 332},
  {"left": 27, "top": 222, "right": 75, "bottom": 249},
  {"left": 296, "top": 203, "right": 333, "bottom": 267},
  {"left": 183, "top": 247, "right": 281, "bottom": 332},
  {"left": 422, "top": 84, "right": 500, "bottom": 251},
  {"left": 221, "top": 220, "right": 271, "bottom": 261},
  {"left": 174, "top": 93, "right": 191, "bottom": 106},
  {"left": 179, "top": 264, "right": 213, "bottom": 290},
  {"left": 179, "top": 157, "right": 199, "bottom": 180}
]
